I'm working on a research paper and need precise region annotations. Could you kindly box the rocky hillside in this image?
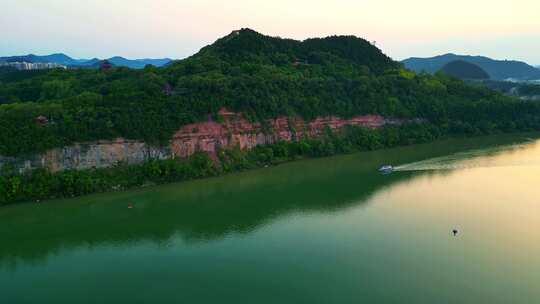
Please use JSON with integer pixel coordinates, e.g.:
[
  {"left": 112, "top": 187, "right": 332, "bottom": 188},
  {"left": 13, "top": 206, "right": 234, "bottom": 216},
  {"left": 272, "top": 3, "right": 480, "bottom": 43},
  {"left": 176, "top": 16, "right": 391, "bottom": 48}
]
[
  {"left": 0, "top": 109, "right": 405, "bottom": 172},
  {"left": 1, "top": 28, "right": 539, "bottom": 161}
]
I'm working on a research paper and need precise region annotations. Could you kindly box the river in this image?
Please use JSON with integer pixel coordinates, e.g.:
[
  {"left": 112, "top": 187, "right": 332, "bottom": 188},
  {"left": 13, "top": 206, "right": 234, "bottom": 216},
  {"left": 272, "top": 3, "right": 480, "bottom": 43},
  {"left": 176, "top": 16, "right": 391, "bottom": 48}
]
[{"left": 1, "top": 134, "right": 539, "bottom": 303}]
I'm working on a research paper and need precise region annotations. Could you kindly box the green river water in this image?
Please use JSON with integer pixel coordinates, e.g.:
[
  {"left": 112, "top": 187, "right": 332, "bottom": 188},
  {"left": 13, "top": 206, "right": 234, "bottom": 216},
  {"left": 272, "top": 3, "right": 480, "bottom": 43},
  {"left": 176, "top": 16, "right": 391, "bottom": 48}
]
[{"left": 1, "top": 134, "right": 540, "bottom": 303}]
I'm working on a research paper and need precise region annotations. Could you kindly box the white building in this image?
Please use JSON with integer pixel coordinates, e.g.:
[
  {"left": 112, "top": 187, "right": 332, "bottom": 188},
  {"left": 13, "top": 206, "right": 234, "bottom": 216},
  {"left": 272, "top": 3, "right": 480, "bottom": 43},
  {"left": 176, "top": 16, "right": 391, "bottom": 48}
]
[{"left": 0, "top": 61, "right": 67, "bottom": 70}]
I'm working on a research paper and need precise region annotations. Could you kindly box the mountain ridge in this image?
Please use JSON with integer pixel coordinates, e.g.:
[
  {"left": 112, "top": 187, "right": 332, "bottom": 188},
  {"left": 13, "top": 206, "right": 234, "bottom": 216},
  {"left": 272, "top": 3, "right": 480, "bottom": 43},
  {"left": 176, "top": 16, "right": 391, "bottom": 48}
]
[
  {"left": 402, "top": 53, "right": 540, "bottom": 80},
  {"left": 0, "top": 53, "right": 172, "bottom": 69}
]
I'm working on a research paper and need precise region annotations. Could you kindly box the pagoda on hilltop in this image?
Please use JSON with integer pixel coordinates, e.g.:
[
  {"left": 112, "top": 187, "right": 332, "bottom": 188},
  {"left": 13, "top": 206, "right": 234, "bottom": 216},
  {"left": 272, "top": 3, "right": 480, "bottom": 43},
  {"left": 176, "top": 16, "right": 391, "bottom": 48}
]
[{"left": 100, "top": 60, "right": 113, "bottom": 71}]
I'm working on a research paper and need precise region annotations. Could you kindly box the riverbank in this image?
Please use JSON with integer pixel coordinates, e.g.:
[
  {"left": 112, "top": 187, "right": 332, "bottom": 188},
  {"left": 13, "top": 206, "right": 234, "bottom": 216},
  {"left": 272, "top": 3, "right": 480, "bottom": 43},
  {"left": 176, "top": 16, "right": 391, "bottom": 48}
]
[
  {"left": 3, "top": 130, "right": 539, "bottom": 304},
  {"left": 0, "top": 123, "right": 534, "bottom": 206}
]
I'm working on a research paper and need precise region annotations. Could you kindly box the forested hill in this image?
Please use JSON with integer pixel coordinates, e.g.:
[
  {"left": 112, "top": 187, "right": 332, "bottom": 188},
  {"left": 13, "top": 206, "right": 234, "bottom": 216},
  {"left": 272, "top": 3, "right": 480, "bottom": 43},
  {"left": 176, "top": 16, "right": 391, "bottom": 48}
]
[
  {"left": 189, "top": 28, "right": 398, "bottom": 74},
  {"left": 1, "top": 29, "right": 540, "bottom": 157},
  {"left": 439, "top": 60, "right": 490, "bottom": 80}
]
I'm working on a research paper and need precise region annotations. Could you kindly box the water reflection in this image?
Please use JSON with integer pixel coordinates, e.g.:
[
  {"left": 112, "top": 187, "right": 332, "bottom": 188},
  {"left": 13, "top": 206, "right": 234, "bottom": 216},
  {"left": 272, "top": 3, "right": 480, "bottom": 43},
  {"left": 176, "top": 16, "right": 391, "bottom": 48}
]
[
  {"left": 395, "top": 140, "right": 540, "bottom": 172},
  {"left": 0, "top": 133, "right": 537, "bottom": 268}
]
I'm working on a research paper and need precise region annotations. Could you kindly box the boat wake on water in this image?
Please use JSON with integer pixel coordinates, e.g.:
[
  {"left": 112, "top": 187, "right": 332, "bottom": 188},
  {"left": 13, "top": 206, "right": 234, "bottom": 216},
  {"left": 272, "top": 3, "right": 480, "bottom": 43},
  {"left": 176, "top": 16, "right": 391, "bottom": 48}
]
[{"left": 393, "top": 143, "right": 540, "bottom": 172}]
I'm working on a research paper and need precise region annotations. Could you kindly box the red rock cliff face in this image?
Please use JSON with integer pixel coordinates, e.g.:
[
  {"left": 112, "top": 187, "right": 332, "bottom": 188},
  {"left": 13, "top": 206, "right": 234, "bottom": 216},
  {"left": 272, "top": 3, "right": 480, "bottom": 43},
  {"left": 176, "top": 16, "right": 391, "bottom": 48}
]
[
  {"left": 170, "top": 108, "right": 388, "bottom": 158},
  {"left": 0, "top": 109, "right": 401, "bottom": 172}
]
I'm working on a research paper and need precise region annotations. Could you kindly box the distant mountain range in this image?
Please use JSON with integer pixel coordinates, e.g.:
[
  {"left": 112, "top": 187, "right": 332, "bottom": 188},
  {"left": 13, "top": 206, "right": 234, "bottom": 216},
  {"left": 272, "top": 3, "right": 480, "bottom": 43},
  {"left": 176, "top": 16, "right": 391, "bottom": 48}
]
[
  {"left": 0, "top": 53, "right": 172, "bottom": 69},
  {"left": 402, "top": 54, "right": 540, "bottom": 81}
]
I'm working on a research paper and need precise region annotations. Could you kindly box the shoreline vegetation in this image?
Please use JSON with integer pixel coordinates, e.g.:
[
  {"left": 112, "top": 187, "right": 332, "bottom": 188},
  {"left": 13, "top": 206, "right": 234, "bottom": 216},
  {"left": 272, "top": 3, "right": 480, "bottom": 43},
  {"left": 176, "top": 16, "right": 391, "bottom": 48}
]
[
  {"left": 1, "top": 123, "right": 440, "bottom": 206},
  {"left": 1, "top": 122, "right": 537, "bottom": 206}
]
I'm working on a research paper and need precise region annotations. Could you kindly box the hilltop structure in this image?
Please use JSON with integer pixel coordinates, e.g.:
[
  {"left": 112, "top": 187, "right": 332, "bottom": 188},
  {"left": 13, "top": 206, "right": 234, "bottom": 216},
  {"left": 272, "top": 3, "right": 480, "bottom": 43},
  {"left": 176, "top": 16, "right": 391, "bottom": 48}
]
[{"left": 99, "top": 60, "right": 113, "bottom": 71}]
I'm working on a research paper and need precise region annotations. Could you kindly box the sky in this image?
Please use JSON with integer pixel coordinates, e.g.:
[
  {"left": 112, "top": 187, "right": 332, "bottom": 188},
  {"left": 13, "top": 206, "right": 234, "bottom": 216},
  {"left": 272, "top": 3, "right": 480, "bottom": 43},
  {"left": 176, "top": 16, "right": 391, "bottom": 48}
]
[{"left": 1, "top": 0, "right": 540, "bottom": 65}]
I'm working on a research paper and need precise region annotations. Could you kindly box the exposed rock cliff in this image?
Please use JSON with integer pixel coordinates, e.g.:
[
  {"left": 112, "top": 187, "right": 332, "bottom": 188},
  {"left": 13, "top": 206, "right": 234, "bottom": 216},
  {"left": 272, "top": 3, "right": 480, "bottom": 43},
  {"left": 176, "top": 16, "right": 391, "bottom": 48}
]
[
  {"left": 170, "top": 109, "right": 390, "bottom": 158},
  {"left": 0, "top": 109, "right": 401, "bottom": 173},
  {"left": 0, "top": 139, "right": 170, "bottom": 173}
]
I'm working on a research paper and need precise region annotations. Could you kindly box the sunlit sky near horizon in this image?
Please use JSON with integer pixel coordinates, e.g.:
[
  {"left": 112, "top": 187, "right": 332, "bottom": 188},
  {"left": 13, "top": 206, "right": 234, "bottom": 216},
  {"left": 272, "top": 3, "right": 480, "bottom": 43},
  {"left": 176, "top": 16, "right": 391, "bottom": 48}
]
[{"left": 2, "top": 0, "right": 540, "bottom": 64}]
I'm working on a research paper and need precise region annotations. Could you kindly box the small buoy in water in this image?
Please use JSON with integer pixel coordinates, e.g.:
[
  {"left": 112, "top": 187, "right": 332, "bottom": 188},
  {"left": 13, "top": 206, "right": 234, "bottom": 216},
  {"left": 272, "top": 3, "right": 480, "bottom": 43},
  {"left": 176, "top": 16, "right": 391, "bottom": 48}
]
[{"left": 452, "top": 229, "right": 458, "bottom": 236}]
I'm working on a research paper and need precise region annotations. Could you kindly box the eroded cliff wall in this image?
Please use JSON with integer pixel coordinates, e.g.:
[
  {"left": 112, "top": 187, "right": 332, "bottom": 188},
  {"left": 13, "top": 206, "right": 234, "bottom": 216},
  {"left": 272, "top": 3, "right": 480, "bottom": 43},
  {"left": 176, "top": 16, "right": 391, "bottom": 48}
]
[
  {"left": 170, "top": 109, "right": 389, "bottom": 157},
  {"left": 0, "top": 109, "right": 397, "bottom": 173},
  {"left": 0, "top": 139, "right": 170, "bottom": 173}
]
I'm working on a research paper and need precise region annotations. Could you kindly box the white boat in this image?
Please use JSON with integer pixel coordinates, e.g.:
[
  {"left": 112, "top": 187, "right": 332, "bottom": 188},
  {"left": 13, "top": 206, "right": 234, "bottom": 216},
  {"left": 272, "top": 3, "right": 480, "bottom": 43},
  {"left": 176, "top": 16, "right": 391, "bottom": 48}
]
[{"left": 378, "top": 165, "right": 394, "bottom": 173}]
